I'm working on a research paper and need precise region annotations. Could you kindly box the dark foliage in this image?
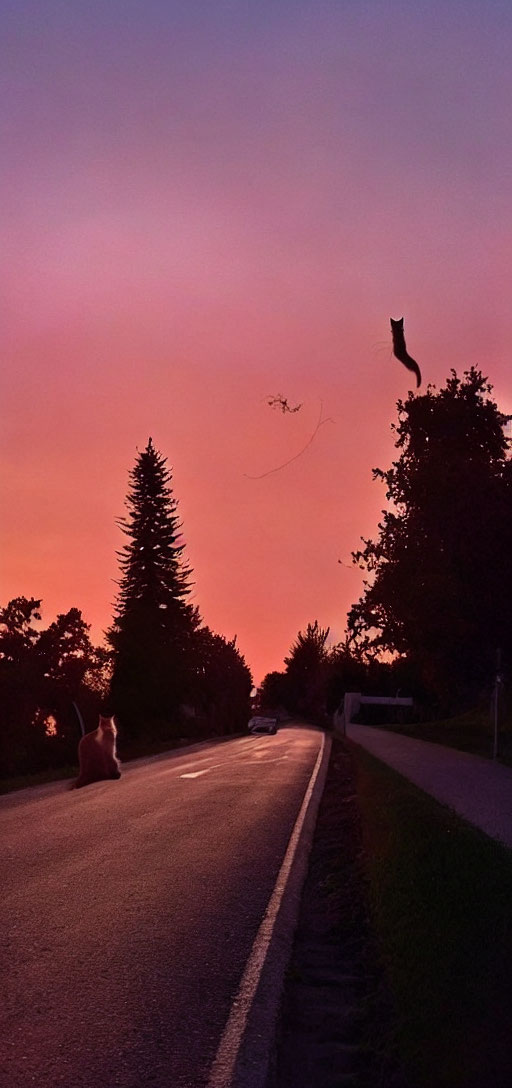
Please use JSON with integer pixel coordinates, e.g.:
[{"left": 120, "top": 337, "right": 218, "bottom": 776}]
[
  {"left": 348, "top": 369, "right": 512, "bottom": 711},
  {"left": 259, "top": 625, "right": 394, "bottom": 724},
  {"left": 256, "top": 669, "right": 290, "bottom": 714},
  {"left": 107, "top": 438, "right": 253, "bottom": 743},
  {"left": 191, "top": 626, "right": 252, "bottom": 736},
  {"left": 283, "top": 620, "right": 330, "bottom": 721},
  {"left": 0, "top": 598, "right": 110, "bottom": 777},
  {"left": 323, "top": 639, "right": 369, "bottom": 714},
  {"left": 107, "top": 438, "right": 199, "bottom": 739}
]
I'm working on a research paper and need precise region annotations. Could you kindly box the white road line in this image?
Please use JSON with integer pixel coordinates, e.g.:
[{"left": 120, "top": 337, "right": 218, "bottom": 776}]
[
  {"left": 241, "top": 757, "right": 288, "bottom": 765},
  {"left": 181, "top": 755, "right": 281, "bottom": 778},
  {"left": 155, "top": 756, "right": 213, "bottom": 777},
  {"left": 158, "top": 745, "right": 253, "bottom": 778},
  {"left": 206, "top": 732, "right": 326, "bottom": 1088}
]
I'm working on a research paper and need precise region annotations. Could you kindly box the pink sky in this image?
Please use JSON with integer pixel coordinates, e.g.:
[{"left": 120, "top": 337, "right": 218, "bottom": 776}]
[{"left": 3, "top": 2, "right": 512, "bottom": 684}]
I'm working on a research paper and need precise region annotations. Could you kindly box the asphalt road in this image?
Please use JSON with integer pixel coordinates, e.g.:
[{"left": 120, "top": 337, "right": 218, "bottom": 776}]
[{"left": 1, "top": 724, "right": 323, "bottom": 1088}]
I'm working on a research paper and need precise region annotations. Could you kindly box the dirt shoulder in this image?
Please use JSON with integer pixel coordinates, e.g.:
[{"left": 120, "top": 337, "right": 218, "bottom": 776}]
[{"left": 269, "top": 736, "right": 405, "bottom": 1088}]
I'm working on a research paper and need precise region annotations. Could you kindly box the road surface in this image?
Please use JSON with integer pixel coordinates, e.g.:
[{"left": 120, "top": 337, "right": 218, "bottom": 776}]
[{"left": 1, "top": 724, "right": 325, "bottom": 1088}]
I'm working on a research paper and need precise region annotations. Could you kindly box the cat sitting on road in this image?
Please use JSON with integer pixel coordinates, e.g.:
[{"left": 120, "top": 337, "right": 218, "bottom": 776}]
[{"left": 71, "top": 715, "right": 121, "bottom": 789}]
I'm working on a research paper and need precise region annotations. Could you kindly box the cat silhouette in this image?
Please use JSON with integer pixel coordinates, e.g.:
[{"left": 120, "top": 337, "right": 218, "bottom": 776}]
[
  {"left": 390, "top": 317, "right": 421, "bottom": 387},
  {"left": 71, "top": 715, "right": 121, "bottom": 789}
]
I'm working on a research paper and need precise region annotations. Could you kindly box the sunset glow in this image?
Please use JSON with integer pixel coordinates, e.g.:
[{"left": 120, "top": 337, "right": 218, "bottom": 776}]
[{"left": 3, "top": 1, "right": 512, "bottom": 683}]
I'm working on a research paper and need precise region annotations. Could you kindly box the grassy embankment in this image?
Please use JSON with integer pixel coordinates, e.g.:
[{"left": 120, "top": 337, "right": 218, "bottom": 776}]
[{"left": 351, "top": 741, "right": 512, "bottom": 1088}]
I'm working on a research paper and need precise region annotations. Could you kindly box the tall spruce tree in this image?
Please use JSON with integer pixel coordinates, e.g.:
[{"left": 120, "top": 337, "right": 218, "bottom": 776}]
[{"left": 108, "top": 438, "right": 198, "bottom": 738}]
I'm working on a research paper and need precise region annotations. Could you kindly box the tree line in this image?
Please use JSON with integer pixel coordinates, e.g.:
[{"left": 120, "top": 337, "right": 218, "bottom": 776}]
[
  {"left": 258, "top": 369, "right": 512, "bottom": 724},
  {"left": 3, "top": 367, "right": 511, "bottom": 779},
  {"left": 0, "top": 439, "right": 252, "bottom": 779}
]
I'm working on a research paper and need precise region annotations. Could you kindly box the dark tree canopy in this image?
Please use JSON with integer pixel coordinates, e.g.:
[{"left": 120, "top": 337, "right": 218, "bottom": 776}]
[
  {"left": 284, "top": 620, "right": 330, "bottom": 720},
  {"left": 348, "top": 369, "right": 512, "bottom": 709},
  {"left": 192, "top": 626, "right": 252, "bottom": 735},
  {"left": 108, "top": 438, "right": 199, "bottom": 736},
  {"left": 256, "top": 670, "right": 289, "bottom": 713},
  {"left": 0, "top": 599, "right": 109, "bottom": 776},
  {"left": 0, "top": 597, "right": 42, "bottom": 664},
  {"left": 114, "top": 437, "right": 194, "bottom": 617}
]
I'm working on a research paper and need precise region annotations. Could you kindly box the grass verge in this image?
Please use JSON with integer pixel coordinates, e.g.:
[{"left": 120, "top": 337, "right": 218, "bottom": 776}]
[
  {"left": 350, "top": 741, "right": 512, "bottom": 1088},
  {"left": 0, "top": 765, "right": 78, "bottom": 794}
]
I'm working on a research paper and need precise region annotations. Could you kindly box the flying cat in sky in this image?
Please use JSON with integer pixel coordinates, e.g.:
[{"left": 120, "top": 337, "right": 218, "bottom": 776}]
[
  {"left": 390, "top": 317, "right": 421, "bottom": 387},
  {"left": 71, "top": 714, "right": 121, "bottom": 789}
]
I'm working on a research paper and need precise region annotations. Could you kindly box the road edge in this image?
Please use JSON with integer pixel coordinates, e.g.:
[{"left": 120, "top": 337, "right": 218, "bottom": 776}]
[{"left": 206, "top": 728, "right": 332, "bottom": 1088}]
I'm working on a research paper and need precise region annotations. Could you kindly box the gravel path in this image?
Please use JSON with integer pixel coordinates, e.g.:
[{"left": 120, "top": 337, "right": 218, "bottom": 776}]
[{"left": 346, "top": 723, "right": 512, "bottom": 849}]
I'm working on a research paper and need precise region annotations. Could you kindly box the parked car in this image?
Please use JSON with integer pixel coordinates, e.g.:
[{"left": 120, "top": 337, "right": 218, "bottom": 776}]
[{"left": 247, "top": 715, "right": 278, "bottom": 735}]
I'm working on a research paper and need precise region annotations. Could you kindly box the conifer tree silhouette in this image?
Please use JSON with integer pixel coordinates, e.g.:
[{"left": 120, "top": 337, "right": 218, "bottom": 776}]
[{"left": 108, "top": 438, "right": 198, "bottom": 738}]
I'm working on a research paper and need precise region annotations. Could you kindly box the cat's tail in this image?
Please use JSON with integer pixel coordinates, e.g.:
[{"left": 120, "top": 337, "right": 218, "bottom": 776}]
[{"left": 393, "top": 346, "right": 422, "bottom": 387}]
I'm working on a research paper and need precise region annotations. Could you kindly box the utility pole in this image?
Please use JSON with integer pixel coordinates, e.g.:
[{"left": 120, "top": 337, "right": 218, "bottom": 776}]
[{"left": 492, "top": 648, "right": 502, "bottom": 761}]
